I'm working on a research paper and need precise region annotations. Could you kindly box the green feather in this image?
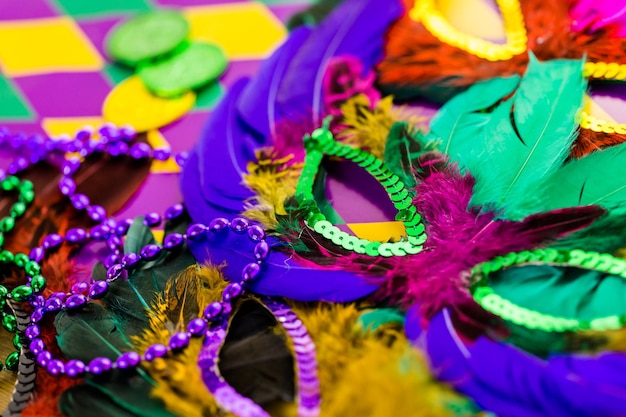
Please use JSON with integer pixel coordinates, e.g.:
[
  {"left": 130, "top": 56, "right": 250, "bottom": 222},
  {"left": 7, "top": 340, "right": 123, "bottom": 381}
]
[
  {"left": 517, "top": 142, "right": 626, "bottom": 245},
  {"left": 357, "top": 308, "right": 405, "bottom": 332},
  {"left": 287, "top": 0, "right": 345, "bottom": 30},
  {"left": 383, "top": 122, "right": 423, "bottom": 189},
  {"left": 551, "top": 209, "right": 626, "bottom": 253},
  {"left": 429, "top": 54, "right": 586, "bottom": 218}
]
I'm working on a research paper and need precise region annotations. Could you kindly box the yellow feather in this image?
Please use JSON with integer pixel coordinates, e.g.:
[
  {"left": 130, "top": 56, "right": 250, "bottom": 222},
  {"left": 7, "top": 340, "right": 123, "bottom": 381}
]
[
  {"left": 567, "top": 327, "right": 626, "bottom": 352},
  {"left": 132, "top": 265, "right": 233, "bottom": 417},
  {"left": 133, "top": 271, "right": 474, "bottom": 416},
  {"left": 243, "top": 150, "right": 303, "bottom": 229},
  {"left": 287, "top": 303, "right": 477, "bottom": 417},
  {"left": 338, "top": 94, "right": 428, "bottom": 158}
]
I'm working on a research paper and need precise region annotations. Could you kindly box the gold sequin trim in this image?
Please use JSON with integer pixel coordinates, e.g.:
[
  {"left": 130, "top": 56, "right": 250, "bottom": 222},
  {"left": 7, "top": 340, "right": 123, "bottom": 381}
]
[
  {"left": 579, "top": 109, "right": 626, "bottom": 134},
  {"left": 580, "top": 63, "right": 626, "bottom": 133},
  {"left": 409, "top": 0, "right": 527, "bottom": 61},
  {"left": 583, "top": 61, "right": 626, "bottom": 80}
]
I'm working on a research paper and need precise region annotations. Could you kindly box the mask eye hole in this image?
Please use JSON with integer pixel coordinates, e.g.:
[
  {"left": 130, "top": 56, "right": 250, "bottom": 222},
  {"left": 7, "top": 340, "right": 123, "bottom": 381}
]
[
  {"left": 409, "top": 0, "right": 527, "bottom": 61},
  {"left": 291, "top": 119, "right": 427, "bottom": 257}
]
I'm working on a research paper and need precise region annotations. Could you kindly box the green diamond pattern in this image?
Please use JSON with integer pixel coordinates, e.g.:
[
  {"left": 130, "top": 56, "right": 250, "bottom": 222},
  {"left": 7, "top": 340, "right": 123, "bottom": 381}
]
[{"left": 0, "top": 74, "right": 34, "bottom": 121}]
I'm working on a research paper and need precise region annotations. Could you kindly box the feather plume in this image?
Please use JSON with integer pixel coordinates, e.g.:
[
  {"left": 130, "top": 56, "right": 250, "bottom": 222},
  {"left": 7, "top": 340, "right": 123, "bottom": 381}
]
[
  {"left": 132, "top": 265, "right": 228, "bottom": 417},
  {"left": 384, "top": 167, "right": 603, "bottom": 318},
  {"left": 337, "top": 95, "right": 410, "bottom": 158},
  {"left": 533, "top": 142, "right": 626, "bottom": 211},
  {"left": 97, "top": 218, "right": 196, "bottom": 339},
  {"left": 134, "top": 265, "right": 294, "bottom": 416},
  {"left": 322, "top": 55, "right": 381, "bottom": 117},
  {"left": 383, "top": 122, "right": 429, "bottom": 190},
  {"left": 271, "top": 114, "right": 317, "bottom": 164},
  {"left": 551, "top": 209, "right": 626, "bottom": 253},
  {"left": 572, "top": 127, "right": 626, "bottom": 158},
  {"left": 219, "top": 300, "right": 295, "bottom": 406},
  {"left": 570, "top": 0, "right": 626, "bottom": 37},
  {"left": 287, "top": 302, "right": 477, "bottom": 417},
  {"left": 19, "top": 241, "right": 82, "bottom": 417},
  {"left": 567, "top": 327, "right": 626, "bottom": 353},
  {"left": 429, "top": 55, "right": 586, "bottom": 219},
  {"left": 243, "top": 152, "right": 303, "bottom": 229}
]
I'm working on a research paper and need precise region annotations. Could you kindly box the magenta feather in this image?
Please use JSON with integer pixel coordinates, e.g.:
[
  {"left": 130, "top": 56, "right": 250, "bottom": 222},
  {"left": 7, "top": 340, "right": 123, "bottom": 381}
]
[
  {"left": 280, "top": 161, "right": 603, "bottom": 321},
  {"left": 271, "top": 113, "right": 317, "bottom": 164},
  {"left": 383, "top": 165, "right": 604, "bottom": 318}
]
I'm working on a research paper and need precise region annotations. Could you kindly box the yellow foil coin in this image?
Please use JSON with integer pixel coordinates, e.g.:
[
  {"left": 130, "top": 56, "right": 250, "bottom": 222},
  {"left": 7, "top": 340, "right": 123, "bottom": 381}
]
[{"left": 102, "top": 75, "right": 195, "bottom": 132}]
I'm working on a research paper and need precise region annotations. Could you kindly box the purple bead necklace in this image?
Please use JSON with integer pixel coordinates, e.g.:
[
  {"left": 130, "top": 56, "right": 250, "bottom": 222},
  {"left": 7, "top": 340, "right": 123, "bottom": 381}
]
[
  {"left": 27, "top": 214, "right": 270, "bottom": 378},
  {"left": 0, "top": 125, "right": 321, "bottom": 416}
]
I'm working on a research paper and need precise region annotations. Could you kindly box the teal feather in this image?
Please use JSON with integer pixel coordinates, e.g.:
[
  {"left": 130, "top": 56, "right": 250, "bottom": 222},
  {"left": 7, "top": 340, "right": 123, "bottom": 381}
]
[
  {"left": 428, "top": 54, "right": 586, "bottom": 219},
  {"left": 59, "top": 371, "right": 177, "bottom": 417},
  {"left": 357, "top": 308, "right": 405, "bottom": 332},
  {"left": 535, "top": 143, "right": 626, "bottom": 211},
  {"left": 518, "top": 141, "right": 626, "bottom": 248},
  {"left": 428, "top": 75, "right": 521, "bottom": 157},
  {"left": 55, "top": 303, "right": 131, "bottom": 362}
]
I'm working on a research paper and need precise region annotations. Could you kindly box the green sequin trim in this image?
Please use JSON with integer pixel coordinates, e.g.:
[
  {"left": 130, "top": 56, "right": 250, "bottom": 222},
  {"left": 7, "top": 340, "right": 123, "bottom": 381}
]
[
  {"left": 292, "top": 117, "right": 427, "bottom": 257},
  {"left": 470, "top": 248, "right": 626, "bottom": 332}
]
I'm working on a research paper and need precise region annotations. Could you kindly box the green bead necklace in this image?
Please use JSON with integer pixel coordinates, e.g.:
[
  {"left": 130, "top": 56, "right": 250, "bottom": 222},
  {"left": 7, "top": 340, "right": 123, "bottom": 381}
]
[{"left": 0, "top": 175, "right": 40, "bottom": 370}]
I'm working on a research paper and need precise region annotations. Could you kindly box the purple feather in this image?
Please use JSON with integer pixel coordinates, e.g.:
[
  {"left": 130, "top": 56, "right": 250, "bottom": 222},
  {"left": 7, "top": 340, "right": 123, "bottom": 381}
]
[
  {"left": 276, "top": 0, "right": 403, "bottom": 125},
  {"left": 236, "top": 27, "right": 312, "bottom": 139},
  {"left": 406, "top": 308, "right": 626, "bottom": 417}
]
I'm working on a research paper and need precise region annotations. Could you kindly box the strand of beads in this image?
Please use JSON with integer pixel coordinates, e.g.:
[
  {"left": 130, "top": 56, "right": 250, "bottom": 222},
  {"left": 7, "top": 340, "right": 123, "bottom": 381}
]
[
  {"left": 0, "top": 125, "right": 322, "bottom": 417},
  {"left": 0, "top": 175, "right": 38, "bottom": 370},
  {"left": 0, "top": 124, "right": 185, "bottom": 373},
  {"left": 26, "top": 216, "right": 268, "bottom": 377}
]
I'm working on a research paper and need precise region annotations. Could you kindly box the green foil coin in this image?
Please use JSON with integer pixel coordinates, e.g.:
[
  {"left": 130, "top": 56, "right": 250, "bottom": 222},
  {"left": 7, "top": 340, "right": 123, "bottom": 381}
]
[
  {"left": 138, "top": 42, "right": 228, "bottom": 98},
  {"left": 106, "top": 10, "right": 189, "bottom": 66}
]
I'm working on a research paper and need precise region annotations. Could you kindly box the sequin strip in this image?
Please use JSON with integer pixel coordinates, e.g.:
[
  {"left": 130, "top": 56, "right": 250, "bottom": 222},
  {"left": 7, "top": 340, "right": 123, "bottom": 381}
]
[
  {"left": 470, "top": 248, "right": 626, "bottom": 332},
  {"left": 579, "top": 109, "right": 626, "bottom": 134},
  {"left": 198, "top": 320, "right": 270, "bottom": 417},
  {"left": 583, "top": 62, "right": 626, "bottom": 80},
  {"left": 293, "top": 117, "right": 426, "bottom": 257},
  {"left": 409, "top": 0, "right": 527, "bottom": 61},
  {"left": 263, "top": 298, "right": 321, "bottom": 417},
  {"left": 579, "top": 63, "right": 626, "bottom": 134}
]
